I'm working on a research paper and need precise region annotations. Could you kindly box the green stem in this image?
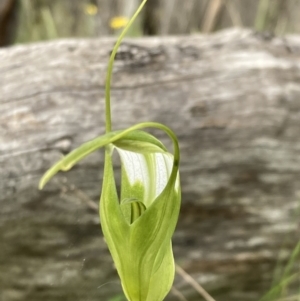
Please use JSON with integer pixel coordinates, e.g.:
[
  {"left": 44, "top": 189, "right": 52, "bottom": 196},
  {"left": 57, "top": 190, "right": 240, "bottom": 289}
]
[
  {"left": 105, "top": 0, "right": 148, "bottom": 133},
  {"left": 255, "top": 0, "right": 270, "bottom": 31}
]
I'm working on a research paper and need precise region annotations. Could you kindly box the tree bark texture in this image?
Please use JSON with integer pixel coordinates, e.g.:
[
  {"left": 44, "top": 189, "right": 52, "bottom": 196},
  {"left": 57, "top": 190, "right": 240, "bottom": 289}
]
[{"left": 1, "top": 29, "right": 300, "bottom": 301}]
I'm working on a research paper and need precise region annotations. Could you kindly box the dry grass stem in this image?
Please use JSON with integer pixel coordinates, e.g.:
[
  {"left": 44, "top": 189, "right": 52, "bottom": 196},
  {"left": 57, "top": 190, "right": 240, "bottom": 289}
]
[
  {"left": 225, "top": 0, "right": 243, "bottom": 27},
  {"left": 202, "top": 0, "right": 224, "bottom": 33},
  {"left": 171, "top": 286, "right": 189, "bottom": 301},
  {"left": 175, "top": 264, "right": 217, "bottom": 301}
]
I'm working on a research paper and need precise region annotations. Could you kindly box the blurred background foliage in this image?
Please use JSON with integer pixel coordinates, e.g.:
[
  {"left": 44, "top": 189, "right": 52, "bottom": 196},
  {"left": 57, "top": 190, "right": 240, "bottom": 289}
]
[{"left": 1, "top": 0, "right": 300, "bottom": 47}]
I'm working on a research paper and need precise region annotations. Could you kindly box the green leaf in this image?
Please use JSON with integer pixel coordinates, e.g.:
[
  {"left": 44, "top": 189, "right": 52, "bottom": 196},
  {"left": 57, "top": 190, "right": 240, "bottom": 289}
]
[
  {"left": 39, "top": 131, "right": 118, "bottom": 189},
  {"left": 100, "top": 150, "right": 130, "bottom": 276}
]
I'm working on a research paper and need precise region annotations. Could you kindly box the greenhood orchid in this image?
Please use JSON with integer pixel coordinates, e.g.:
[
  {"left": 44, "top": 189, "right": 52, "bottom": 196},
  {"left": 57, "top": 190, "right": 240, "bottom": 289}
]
[{"left": 39, "top": 1, "right": 181, "bottom": 300}]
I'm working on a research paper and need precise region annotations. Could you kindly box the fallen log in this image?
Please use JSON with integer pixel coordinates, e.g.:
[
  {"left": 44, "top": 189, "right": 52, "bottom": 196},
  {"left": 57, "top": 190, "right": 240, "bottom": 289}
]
[{"left": 1, "top": 29, "right": 300, "bottom": 301}]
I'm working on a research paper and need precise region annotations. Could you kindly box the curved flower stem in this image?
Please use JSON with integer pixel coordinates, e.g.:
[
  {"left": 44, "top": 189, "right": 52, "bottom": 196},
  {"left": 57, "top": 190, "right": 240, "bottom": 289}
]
[{"left": 105, "top": 0, "right": 148, "bottom": 133}]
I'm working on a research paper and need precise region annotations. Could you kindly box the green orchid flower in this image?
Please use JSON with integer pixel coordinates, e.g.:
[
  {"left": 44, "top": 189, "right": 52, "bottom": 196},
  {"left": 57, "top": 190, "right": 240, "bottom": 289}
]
[
  {"left": 39, "top": 1, "right": 181, "bottom": 300},
  {"left": 101, "top": 126, "right": 180, "bottom": 301}
]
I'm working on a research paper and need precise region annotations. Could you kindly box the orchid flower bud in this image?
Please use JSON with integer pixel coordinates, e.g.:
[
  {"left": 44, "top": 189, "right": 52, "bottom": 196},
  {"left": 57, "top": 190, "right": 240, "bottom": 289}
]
[
  {"left": 101, "top": 132, "right": 180, "bottom": 301},
  {"left": 39, "top": 128, "right": 181, "bottom": 301}
]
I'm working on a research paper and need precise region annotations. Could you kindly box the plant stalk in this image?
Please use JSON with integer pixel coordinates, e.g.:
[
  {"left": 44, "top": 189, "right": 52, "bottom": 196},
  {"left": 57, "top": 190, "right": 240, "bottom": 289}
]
[{"left": 105, "top": 0, "right": 148, "bottom": 133}]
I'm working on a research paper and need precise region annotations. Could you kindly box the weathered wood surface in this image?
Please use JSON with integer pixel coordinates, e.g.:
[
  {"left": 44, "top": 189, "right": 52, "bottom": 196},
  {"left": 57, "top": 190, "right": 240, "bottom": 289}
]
[{"left": 1, "top": 29, "right": 300, "bottom": 301}]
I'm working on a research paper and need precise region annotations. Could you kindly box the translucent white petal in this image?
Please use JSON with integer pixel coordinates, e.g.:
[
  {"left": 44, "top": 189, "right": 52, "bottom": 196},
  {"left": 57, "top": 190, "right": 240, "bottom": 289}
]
[
  {"left": 117, "top": 149, "right": 149, "bottom": 187},
  {"left": 154, "top": 153, "right": 172, "bottom": 197},
  {"left": 116, "top": 148, "right": 179, "bottom": 207}
]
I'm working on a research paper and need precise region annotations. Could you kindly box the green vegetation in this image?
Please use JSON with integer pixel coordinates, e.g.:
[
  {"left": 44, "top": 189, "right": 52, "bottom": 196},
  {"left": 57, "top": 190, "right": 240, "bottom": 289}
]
[
  {"left": 16, "top": 0, "right": 98, "bottom": 43},
  {"left": 14, "top": 0, "right": 300, "bottom": 45},
  {"left": 259, "top": 241, "right": 300, "bottom": 301}
]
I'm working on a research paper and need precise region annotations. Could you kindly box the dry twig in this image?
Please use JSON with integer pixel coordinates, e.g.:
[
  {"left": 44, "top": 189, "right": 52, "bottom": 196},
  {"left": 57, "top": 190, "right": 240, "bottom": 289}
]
[{"left": 176, "top": 264, "right": 216, "bottom": 301}]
